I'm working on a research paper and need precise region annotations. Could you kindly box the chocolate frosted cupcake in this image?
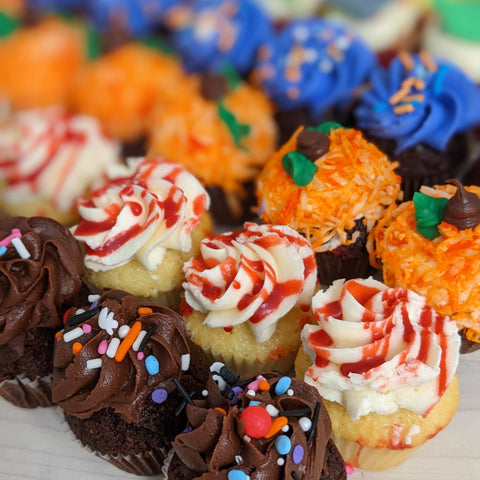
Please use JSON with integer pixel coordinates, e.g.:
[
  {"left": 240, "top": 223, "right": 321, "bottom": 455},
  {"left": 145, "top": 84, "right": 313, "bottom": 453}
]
[
  {"left": 165, "top": 369, "right": 347, "bottom": 480},
  {"left": 354, "top": 51, "right": 480, "bottom": 200},
  {"left": 52, "top": 289, "right": 210, "bottom": 475},
  {"left": 256, "top": 123, "right": 402, "bottom": 285},
  {"left": 0, "top": 216, "right": 84, "bottom": 407}
]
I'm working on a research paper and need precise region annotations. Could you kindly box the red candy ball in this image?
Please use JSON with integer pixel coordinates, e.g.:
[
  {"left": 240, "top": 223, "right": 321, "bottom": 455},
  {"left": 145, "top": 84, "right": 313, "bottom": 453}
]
[{"left": 240, "top": 405, "right": 272, "bottom": 438}]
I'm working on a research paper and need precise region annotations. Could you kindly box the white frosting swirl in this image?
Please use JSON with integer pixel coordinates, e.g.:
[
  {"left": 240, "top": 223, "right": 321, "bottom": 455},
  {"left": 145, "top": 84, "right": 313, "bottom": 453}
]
[
  {"left": 301, "top": 278, "right": 460, "bottom": 419},
  {"left": 0, "top": 107, "right": 120, "bottom": 212},
  {"left": 183, "top": 223, "right": 317, "bottom": 343},
  {"left": 71, "top": 158, "right": 210, "bottom": 271}
]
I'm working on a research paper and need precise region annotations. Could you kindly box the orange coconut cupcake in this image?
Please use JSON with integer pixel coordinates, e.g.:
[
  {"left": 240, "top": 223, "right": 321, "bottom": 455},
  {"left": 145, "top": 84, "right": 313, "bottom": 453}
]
[
  {"left": 0, "top": 15, "right": 87, "bottom": 110},
  {"left": 368, "top": 179, "right": 480, "bottom": 353},
  {"left": 256, "top": 123, "right": 402, "bottom": 285},
  {"left": 70, "top": 42, "right": 189, "bottom": 146},
  {"left": 148, "top": 71, "right": 278, "bottom": 224}
]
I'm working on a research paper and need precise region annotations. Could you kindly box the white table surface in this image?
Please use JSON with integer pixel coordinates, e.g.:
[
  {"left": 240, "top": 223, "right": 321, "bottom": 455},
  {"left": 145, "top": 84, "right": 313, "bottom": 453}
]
[{"left": 0, "top": 349, "right": 479, "bottom": 480}]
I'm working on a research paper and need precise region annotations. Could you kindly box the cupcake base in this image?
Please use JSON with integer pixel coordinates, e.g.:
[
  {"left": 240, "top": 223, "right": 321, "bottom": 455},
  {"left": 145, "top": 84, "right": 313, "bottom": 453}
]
[{"left": 0, "top": 373, "right": 52, "bottom": 408}]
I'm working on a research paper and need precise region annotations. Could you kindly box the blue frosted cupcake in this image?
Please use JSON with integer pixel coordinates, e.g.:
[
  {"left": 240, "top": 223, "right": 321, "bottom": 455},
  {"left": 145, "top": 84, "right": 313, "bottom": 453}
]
[
  {"left": 253, "top": 17, "right": 375, "bottom": 141},
  {"left": 354, "top": 51, "right": 480, "bottom": 199},
  {"left": 166, "top": 0, "right": 272, "bottom": 75}
]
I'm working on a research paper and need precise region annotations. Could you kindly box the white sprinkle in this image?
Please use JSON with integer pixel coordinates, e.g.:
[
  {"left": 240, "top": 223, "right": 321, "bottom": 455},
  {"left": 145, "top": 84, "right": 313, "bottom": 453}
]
[
  {"left": 277, "top": 458, "right": 285, "bottom": 466},
  {"left": 299, "top": 417, "right": 312, "bottom": 432},
  {"left": 98, "top": 307, "right": 118, "bottom": 335},
  {"left": 405, "top": 424, "right": 420, "bottom": 446},
  {"left": 243, "top": 435, "right": 251, "bottom": 443},
  {"left": 202, "top": 389, "right": 208, "bottom": 397},
  {"left": 11, "top": 237, "right": 30, "bottom": 259},
  {"left": 266, "top": 404, "right": 279, "bottom": 417},
  {"left": 304, "top": 47, "right": 318, "bottom": 63},
  {"left": 132, "top": 330, "right": 146, "bottom": 351},
  {"left": 213, "top": 374, "right": 227, "bottom": 391},
  {"left": 181, "top": 353, "right": 190, "bottom": 371},
  {"left": 118, "top": 325, "right": 130, "bottom": 339},
  {"left": 287, "top": 389, "right": 294, "bottom": 396},
  {"left": 235, "top": 455, "right": 243, "bottom": 464},
  {"left": 88, "top": 294, "right": 101, "bottom": 303},
  {"left": 292, "top": 25, "right": 310, "bottom": 43},
  {"left": 63, "top": 327, "right": 84, "bottom": 343},
  {"left": 86, "top": 358, "right": 102, "bottom": 369},
  {"left": 281, "top": 425, "right": 289, "bottom": 433},
  {"left": 336, "top": 34, "right": 351, "bottom": 50},
  {"left": 247, "top": 389, "right": 256, "bottom": 396},
  {"left": 209, "top": 361, "right": 225, "bottom": 373},
  {"left": 106, "top": 338, "right": 120, "bottom": 358},
  {"left": 319, "top": 59, "right": 333, "bottom": 73}
]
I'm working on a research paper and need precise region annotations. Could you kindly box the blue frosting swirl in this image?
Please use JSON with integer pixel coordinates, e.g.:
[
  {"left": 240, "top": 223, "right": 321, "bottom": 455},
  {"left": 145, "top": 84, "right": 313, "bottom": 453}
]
[
  {"left": 354, "top": 53, "right": 480, "bottom": 153},
  {"left": 168, "top": 0, "right": 272, "bottom": 75},
  {"left": 87, "top": 0, "right": 182, "bottom": 37},
  {"left": 253, "top": 18, "right": 375, "bottom": 118}
]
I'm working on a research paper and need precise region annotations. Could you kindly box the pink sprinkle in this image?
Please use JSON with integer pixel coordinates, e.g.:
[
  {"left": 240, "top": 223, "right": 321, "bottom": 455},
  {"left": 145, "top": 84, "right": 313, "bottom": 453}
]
[
  {"left": 247, "top": 379, "right": 260, "bottom": 391},
  {"left": 345, "top": 465, "right": 354, "bottom": 475},
  {"left": 98, "top": 339, "right": 108, "bottom": 355},
  {"left": 137, "top": 352, "right": 145, "bottom": 361},
  {"left": 0, "top": 228, "right": 22, "bottom": 248},
  {"left": 82, "top": 324, "right": 92, "bottom": 334}
]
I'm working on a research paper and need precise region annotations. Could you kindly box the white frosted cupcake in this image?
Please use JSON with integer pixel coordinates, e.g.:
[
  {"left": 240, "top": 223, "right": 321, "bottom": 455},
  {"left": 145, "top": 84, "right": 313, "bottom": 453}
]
[
  {"left": 182, "top": 222, "right": 317, "bottom": 374},
  {"left": 295, "top": 277, "right": 460, "bottom": 470},
  {"left": 71, "top": 157, "right": 212, "bottom": 309}
]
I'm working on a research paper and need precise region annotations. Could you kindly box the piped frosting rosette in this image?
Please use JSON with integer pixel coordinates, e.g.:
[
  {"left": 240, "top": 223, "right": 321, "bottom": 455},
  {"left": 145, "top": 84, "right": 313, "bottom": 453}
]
[
  {"left": 0, "top": 107, "right": 120, "bottom": 216},
  {"left": 71, "top": 157, "right": 210, "bottom": 272},
  {"left": 301, "top": 277, "right": 460, "bottom": 420},
  {"left": 183, "top": 222, "right": 317, "bottom": 343}
]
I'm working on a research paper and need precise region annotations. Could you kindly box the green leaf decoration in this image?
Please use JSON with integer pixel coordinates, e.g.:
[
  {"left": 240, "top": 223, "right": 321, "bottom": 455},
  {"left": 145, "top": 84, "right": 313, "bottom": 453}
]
[
  {"left": 218, "top": 100, "right": 251, "bottom": 149},
  {"left": 86, "top": 25, "right": 101, "bottom": 60},
  {"left": 140, "top": 36, "right": 174, "bottom": 54},
  {"left": 0, "top": 12, "right": 19, "bottom": 38},
  {"left": 282, "top": 151, "right": 318, "bottom": 187},
  {"left": 310, "top": 122, "right": 344, "bottom": 134},
  {"left": 221, "top": 63, "right": 242, "bottom": 91},
  {"left": 413, "top": 192, "right": 448, "bottom": 240}
]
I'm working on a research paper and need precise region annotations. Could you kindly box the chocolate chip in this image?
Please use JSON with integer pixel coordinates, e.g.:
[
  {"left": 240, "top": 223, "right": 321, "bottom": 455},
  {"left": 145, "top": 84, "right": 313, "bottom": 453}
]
[{"left": 296, "top": 130, "right": 330, "bottom": 162}]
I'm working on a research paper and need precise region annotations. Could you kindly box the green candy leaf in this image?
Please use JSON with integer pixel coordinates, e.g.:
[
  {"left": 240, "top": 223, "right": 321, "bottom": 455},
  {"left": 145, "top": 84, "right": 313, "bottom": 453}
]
[
  {"left": 310, "top": 121, "right": 344, "bottom": 134},
  {"left": 140, "top": 36, "right": 174, "bottom": 54},
  {"left": 413, "top": 192, "right": 448, "bottom": 240},
  {"left": 218, "top": 100, "right": 251, "bottom": 149},
  {"left": 221, "top": 63, "right": 242, "bottom": 91},
  {"left": 282, "top": 151, "right": 318, "bottom": 187},
  {"left": 86, "top": 25, "right": 101, "bottom": 60},
  {"left": 0, "top": 12, "right": 19, "bottom": 38}
]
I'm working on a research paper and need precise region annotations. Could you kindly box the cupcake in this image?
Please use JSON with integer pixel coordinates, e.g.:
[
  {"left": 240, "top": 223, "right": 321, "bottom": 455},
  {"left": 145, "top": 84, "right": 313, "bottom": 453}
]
[
  {"left": 0, "top": 216, "right": 84, "bottom": 408},
  {"left": 368, "top": 179, "right": 480, "bottom": 353},
  {"left": 354, "top": 51, "right": 480, "bottom": 200},
  {"left": 0, "top": 15, "right": 87, "bottom": 109},
  {"left": 71, "top": 157, "right": 212, "bottom": 309},
  {"left": 295, "top": 277, "right": 461, "bottom": 470},
  {"left": 147, "top": 70, "right": 278, "bottom": 224},
  {"left": 165, "top": 0, "right": 273, "bottom": 76},
  {"left": 165, "top": 369, "right": 347, "bottom": 480},
  {"left": 256, "top": 123, "right": 402, "bottom": 285},
  {"left": 52, "top": 289, "right": 210, "bottom": 475},
  {"left": 69, "top": 42, "right": 189, "bottom": 148},
  {"left": 422, "top": 0, "right": 480, "bottom": 83},
  {"left": 0, "top": 106, "right": 121, "bottom": 226},
  {"left": 252, "top": 18, "right": 375, "bottom": 142},
  {"left": 181, "top": 222, "right": 317, "bottom": 374}
]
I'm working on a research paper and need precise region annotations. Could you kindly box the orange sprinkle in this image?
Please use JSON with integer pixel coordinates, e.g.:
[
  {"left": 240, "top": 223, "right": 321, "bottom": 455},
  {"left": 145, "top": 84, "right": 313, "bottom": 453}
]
[
  {"left": 394, "top": 104, "right": 415, "bottom": 115},
  {"left": 402, "top": 94, "right": 425, "bottom": 103},
  {"left": 419, "top": 51, "right": 437, "bottom": 72},
  {"left": 265, "top": 416, "right": 288, "bottom": 439},
  {"left": 72, "top": 342, "right": 82, "bottom": 355},
  {"left": 138, "top": 307, "right": 153, "bottom": 315},
  {"left": 55, "top": 331, "right": 64, "bottom": 340},
  {"left": 398, "top": 51, "right": 414, "bottom": 71},
  {"left": 215, "top": 407, "right": 227, "bottom": 415},
  {"left": 414, "top": 78, "right": 426, "bottom": 90},
  {"left": 115, "top": 321, "right": 142, "bottom": 362},
  {"left": 258, "top": 379, "right": 270, "bottom": 391},
  {"left": 389, "top": 87, "right": 410, "bottom": 105}
]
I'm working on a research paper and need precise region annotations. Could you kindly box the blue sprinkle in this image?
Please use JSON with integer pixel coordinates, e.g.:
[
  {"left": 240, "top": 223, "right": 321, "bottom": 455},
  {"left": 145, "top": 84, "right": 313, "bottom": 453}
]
[
  {"left": 151, "top": 388, "right": 168, "bottom": 404},
  {"left": 145, "top": 355, "right": 159, "bottom": 375},
  {"left": 433, "top": 65, "right": 450, "bottom": 95},
  {"left": 249, "top": 400, "right": 261, "bottom": 406},
  {"left": 275, "top": 376, "right": 292, "bottom": 396},
  {"left": 0, "top": 245, "right": 6, "bottom": 256},
  {"left": 292, "top": 444, "right": 304, "bottom": 464},
  {"left": 275, "top": 435, "right": 291, "bottom": 455},
  {"left": 228, "top": 469, "right": 247, "bottom": 480}
]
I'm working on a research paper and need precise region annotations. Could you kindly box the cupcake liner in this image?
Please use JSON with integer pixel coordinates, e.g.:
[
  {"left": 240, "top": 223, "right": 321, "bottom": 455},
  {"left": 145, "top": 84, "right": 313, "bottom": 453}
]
[
  {"left": 0, "top": 373, "right": 52, "bottom": 408},
  {"left": 161, "top": 448, "right": 175, "bottom": 480},
  {"left": 331, "top": 432, "right": 420, "bottom": 471},
  {"left": 96, "top": 447, "right": 168, "bottom": 476}
]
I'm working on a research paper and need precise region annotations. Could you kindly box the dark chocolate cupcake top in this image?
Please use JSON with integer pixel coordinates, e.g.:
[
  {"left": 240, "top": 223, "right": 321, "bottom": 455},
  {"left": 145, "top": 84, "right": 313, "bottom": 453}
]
[
  {"left": 52, "top": 290, "right": 199, "bottom": 423},
  {"left": 171, "top": 369, "right": 335, "bottom": 480},
  {"left": 0, "top": 216, "right": 84, "bottom": 345}
]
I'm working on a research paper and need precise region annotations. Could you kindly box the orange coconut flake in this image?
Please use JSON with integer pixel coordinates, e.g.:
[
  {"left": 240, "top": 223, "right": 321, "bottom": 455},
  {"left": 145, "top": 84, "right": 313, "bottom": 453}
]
[
  {"left": 256, "top": 127, "right": 401, "bottom": 252},
  {"left": 368, "top": 184, "right": 480, "bottom": 335}
]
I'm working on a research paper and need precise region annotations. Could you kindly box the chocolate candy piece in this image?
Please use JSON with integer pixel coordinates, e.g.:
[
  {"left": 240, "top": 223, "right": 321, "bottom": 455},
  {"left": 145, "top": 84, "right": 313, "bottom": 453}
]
[
  {"left": 443, "top": 179, "right": 480, "bottom": 230},
  {"left": 296, "top": 130, "right": 330, "bottom": 162}
]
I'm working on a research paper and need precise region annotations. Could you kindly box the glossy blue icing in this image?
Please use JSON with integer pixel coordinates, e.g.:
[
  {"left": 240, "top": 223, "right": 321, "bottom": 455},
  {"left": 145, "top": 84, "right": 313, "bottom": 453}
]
[
  {"left": 254, "top": 18, "right": 375, "bottom": 118},
  {"left": 354, "top": 53, "right": 480, "bottom": 153},
  {"left": 169, "top": 0, "right": 273, "bottom": 74}
]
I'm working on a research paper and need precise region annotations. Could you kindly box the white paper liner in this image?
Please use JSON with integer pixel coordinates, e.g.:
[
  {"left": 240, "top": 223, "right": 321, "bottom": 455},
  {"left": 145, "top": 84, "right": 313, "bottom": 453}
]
[
  {"left": 0, "top": 372, "right": 52, "bottom": 408},
  {"left": 160, "top": 448, "right": 175, "bottom": 480}
]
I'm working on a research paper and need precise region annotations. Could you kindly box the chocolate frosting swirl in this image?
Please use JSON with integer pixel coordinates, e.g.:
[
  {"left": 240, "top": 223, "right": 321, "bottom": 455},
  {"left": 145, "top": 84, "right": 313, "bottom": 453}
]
[
  {"left": 0, "top": 216, "right": 84, "bottom": 346},
  {"left": 443, "top": 179, "right": 480, "bottom": 230},
  {"left": 172, "top": 372, "right": 333, "bottom": 480},
  {"left": 52, "top": 290, "right": 196, "bottom": 424},
  {"left": 296, "top": 130, "right": 330, "bottom": 162}
]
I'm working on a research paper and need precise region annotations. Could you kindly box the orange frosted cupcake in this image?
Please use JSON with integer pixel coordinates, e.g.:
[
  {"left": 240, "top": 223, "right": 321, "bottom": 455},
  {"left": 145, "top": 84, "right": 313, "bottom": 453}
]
[
  {"left": 368, "top": 179, "right": 480, "bottom": 353},
  {"left": 70, "top": 42, "right": 189, "bottom": 145},
  {"left": 148, "top": 71, "right": 278, "bottom": 224},
  {"left": 0, "top": 15, "right": 87, "bottom": 109},
  {"left": 256, "top": 123, "right": 402, "bottom": 285}
]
